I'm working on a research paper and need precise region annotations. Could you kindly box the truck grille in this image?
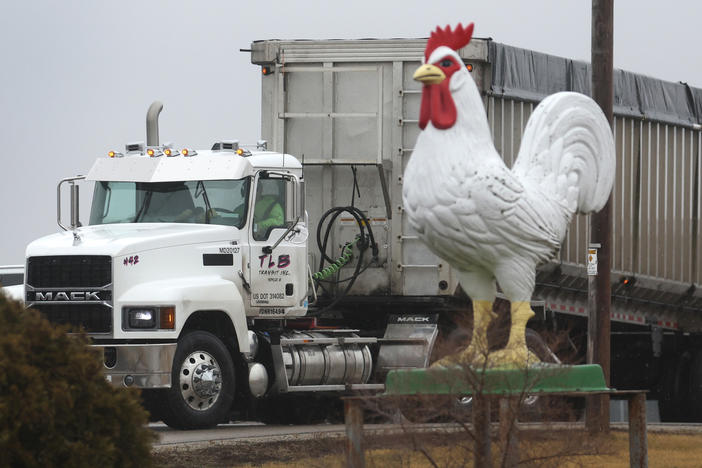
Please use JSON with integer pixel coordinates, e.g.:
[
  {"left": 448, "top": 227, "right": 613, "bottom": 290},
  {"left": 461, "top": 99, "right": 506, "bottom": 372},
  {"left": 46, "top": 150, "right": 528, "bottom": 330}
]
[
  {"left": 33, "top": 304, "right": 113, "bottom": 333},
  {"left": 25, "top": 256, "right": 113, "bottom": 334},
  {"left": 27, "top": 255, "right": 111, "bottom": 288}
]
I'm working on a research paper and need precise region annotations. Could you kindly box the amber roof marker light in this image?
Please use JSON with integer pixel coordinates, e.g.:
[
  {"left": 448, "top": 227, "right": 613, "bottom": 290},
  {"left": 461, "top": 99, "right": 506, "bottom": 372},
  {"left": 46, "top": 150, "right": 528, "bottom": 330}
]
[{"left": 146, "top": 147, "right": 163, "bottom": 158}]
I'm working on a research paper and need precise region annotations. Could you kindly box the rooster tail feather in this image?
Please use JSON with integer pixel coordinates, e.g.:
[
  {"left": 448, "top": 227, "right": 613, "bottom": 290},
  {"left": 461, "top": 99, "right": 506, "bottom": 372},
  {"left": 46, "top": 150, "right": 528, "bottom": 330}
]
[{"left": 512, "top": 92, "right": 615, "bottom": 215}]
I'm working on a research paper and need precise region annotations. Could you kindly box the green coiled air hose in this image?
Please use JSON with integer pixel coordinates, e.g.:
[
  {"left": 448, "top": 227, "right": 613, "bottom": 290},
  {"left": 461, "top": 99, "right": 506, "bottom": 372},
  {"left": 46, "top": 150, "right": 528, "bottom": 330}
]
[{"left": 312, "top": 238, "right": 358, "bottom": 281}]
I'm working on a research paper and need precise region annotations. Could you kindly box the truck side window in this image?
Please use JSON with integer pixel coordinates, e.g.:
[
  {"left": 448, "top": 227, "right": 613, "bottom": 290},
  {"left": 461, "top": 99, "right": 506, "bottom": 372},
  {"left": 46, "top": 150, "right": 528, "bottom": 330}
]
[{"left": 252, "top": 179, "right": 286, "bottom": 240}]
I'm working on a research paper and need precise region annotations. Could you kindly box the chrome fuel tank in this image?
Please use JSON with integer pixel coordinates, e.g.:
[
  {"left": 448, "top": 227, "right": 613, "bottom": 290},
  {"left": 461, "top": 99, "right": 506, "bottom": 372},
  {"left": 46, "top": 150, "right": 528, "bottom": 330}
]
[{"left": 281, "top": 331, "right": 372, "bottom": 386}]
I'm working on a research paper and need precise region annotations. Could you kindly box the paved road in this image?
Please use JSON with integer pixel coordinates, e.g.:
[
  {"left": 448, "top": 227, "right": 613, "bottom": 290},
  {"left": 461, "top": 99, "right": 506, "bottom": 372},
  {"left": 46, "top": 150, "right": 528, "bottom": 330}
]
[
  {"left": 152, "top": 421, "right": 348, "bottom": 449},
  {"left": 152, "top": 421, "right": 702, "bottom": 450}
]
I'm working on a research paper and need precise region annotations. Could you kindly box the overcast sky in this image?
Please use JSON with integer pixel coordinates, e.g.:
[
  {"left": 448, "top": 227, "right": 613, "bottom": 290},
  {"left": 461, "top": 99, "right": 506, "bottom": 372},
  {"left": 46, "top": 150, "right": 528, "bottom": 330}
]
[{"left": 1, "top": 1, "right": 700, "bottom": 265}]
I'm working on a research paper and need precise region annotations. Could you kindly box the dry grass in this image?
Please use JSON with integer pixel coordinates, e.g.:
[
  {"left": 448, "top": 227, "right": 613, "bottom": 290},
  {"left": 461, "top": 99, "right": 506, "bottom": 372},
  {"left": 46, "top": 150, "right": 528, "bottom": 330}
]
[
  {"left": 585, "top": 431, "right": 702, "bottom": 468},
  {"left": 153, "top": 428, "right": 702, "bottom": 467}
]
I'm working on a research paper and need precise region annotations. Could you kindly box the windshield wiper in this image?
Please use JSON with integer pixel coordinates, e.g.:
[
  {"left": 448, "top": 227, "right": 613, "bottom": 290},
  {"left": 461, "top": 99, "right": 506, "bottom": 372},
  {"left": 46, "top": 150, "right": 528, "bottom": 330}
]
[
  {"left": 195, "top": 181, "right": 212, "bottom": 223},
  {"left": 134, "top": 190, "right": 153, "bottom": 222}
]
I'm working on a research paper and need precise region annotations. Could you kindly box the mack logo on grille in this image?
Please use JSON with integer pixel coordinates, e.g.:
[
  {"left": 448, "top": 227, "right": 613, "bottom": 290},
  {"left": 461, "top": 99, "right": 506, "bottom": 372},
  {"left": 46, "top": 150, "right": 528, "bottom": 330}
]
[{"left": 35, "top": 291, "right": 101, "bottom": 301}]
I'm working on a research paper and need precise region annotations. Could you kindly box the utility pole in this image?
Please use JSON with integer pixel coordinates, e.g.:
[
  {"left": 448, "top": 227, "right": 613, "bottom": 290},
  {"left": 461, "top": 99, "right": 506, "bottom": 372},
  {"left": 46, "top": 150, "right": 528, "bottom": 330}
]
[{"left": 587, "top": 0, "right": 614, "bottom": 433}]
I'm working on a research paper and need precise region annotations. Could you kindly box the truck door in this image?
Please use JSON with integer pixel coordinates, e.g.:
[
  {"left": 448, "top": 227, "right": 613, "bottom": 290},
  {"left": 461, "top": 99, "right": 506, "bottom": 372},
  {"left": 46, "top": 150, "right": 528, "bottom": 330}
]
[{"left": 248, "top": 173, "right": 308, "bottom": 316}]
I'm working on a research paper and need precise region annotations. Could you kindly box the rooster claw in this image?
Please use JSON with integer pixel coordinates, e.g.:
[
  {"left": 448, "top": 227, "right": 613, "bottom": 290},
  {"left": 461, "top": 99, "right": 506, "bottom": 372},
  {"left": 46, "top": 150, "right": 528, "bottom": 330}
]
[{"left": 486, "top": 347, "right": 540, "bottom": 369}]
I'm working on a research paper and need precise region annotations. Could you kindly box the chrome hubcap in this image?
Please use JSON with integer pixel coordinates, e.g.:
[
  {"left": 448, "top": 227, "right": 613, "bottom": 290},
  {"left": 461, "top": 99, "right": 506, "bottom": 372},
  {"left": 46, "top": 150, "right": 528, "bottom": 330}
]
[
  {"left": 179, "top": 351, "right": 222, "bottom": 411},
  {"left": 457, "top": 396, "right": 473, "bottom": 407},
  {"left": 523, "top": 395, "right": 539, "bottom": 406}
]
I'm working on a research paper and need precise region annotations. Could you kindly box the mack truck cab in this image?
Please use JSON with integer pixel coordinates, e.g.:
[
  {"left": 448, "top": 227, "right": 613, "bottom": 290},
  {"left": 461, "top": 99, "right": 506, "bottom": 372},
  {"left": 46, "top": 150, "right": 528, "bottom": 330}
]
[{"left": 20, "top": 103, "right": 434, "bottom": 429}]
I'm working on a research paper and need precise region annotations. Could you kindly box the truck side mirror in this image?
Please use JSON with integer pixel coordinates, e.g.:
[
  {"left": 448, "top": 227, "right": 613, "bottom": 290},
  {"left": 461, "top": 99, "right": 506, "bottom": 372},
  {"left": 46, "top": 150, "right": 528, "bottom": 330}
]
[
  {"left": 295, "top": 179, "right": 305, "bottom": 221},
  {"left": 57, "top": 175, "right": 86, "bottom": 231},
  {"left": 70, "top": 183, "right": 81, "bottom": 229}
]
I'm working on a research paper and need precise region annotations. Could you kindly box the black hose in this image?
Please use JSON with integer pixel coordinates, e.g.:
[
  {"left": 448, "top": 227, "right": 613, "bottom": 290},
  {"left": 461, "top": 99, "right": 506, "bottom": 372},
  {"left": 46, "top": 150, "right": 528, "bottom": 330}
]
[{"left": 312, "top": 206, "right": 379, "bottom": 312}]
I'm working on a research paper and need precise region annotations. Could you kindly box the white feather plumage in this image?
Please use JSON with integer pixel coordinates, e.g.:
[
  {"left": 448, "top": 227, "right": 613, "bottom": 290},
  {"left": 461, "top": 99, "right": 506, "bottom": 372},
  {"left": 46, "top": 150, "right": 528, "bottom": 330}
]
[{"left": 403, "top": 50, "right": 615, "bottom": 302}]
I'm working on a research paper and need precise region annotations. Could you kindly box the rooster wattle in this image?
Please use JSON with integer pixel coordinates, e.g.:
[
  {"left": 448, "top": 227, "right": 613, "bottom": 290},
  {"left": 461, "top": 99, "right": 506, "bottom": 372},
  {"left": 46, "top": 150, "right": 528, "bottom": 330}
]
[{"left": 402, "top": 23, "right": 615, "bottom": 367}]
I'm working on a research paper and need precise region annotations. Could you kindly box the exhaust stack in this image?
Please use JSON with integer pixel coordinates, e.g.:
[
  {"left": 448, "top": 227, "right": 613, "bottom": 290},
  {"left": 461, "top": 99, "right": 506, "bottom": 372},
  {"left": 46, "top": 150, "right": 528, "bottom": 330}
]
[{"left": 146, "top": 101, "right": 163, "bottom": 146}]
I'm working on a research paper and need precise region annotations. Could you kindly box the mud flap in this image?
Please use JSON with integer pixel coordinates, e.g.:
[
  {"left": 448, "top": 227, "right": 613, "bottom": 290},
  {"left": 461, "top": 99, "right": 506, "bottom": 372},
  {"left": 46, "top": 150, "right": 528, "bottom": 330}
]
[{"left": 375, "top": 314, "right": 439, "bottom": 379}]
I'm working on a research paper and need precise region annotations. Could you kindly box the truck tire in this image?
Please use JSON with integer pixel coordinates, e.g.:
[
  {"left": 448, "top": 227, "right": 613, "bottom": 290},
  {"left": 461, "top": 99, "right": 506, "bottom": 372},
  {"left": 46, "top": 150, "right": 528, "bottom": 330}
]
[
  {"left": 259, "top": 395, "right": 342, "bottom": 425},
  {"left": 161, "top": 331, "right": 236, "bottom": 429},
  {"left": 141, "top": 389, "right": 168, "bottom": 422},
  {"left": 525, "top": 328, "right": 560, "bottom": 364},
  {"left": 688, "top": 350, "right": 702, "bottom": 421},
  {"left": 413, "top": 329, "right": 562, "bottom": 424},
  {"left": 520, "top": 329, "right": 577, "bottom": 422},
  {"left": 659, "top": 352, "right": 691, "bottom": 422}
]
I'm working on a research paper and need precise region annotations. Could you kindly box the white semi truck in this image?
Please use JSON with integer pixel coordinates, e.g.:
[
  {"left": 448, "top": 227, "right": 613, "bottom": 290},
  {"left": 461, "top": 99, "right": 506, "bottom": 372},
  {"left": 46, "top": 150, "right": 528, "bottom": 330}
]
[
  {"left": 14, "top": 36, "right": 702, "bottom": 427},
  {"left": 21, "top": 102, "right": 448, "bottom": 429}
]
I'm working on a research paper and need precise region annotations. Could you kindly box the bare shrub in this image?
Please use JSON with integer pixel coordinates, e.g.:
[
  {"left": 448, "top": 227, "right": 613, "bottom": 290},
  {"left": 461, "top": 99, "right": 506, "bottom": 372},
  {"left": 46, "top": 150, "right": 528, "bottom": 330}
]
[{"left": 0, "top": 293, "right": 156, "bottom": 467}]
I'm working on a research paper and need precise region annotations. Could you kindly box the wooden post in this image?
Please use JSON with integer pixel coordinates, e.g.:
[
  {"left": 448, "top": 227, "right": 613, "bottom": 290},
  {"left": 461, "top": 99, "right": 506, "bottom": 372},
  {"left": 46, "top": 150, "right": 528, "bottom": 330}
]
[
  {"left": 473, "top": 395, "right": 492, "bottom": 468},
  {"left": 587, "top": 0, "right": 614, "bottom": 433},
  {"left": 628, "top": 393, "right": 649, "bottom": 468},
  {"left": 345, "top": 399, "right": 365, "bottom": 468},
  {"left": 499, "top": 397, "right": 519, "bottom": 467}
]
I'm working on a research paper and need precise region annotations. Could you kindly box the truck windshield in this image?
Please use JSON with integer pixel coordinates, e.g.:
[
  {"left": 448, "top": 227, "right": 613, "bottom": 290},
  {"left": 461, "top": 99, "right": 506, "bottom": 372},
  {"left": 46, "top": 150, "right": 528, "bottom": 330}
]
[{"left": 89, "top": 179, "right": 250, "bottom": 228}]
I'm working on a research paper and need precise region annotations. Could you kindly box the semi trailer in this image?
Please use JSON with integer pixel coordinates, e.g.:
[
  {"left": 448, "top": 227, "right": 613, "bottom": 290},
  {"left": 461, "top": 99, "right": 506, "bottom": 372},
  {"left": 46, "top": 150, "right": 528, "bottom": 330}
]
[
  {"left": 249, "top": 37, "right": 702, "bottom": 421},
  {"left": 10, "top": 35, "right": 702, "bottom": 427}
]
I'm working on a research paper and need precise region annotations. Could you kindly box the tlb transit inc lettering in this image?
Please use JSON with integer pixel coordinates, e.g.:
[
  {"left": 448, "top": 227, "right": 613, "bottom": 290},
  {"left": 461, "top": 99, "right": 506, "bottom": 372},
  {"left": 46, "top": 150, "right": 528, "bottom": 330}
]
[{"left": 258, "top": 254, "right": 291, "bottom": 269}]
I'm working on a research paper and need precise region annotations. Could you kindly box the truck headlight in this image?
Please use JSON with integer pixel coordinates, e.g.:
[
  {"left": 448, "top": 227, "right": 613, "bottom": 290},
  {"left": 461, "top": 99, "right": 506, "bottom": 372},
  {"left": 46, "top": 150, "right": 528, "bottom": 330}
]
[
  {"left": 127, "top": 308, "right": 156, "bottom": 329},
  {"left": 123, "top": 306, "right": 176, "bottom": 330}
]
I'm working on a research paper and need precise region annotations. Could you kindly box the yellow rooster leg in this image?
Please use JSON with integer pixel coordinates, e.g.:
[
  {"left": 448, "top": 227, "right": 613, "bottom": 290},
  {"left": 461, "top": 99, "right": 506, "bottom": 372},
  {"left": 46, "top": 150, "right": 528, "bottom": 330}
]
[
  {"left": 460, "top": 300, "right": 495, "bottom": 364},
  {"left": 488, "top": 301, "right": 539, "bottom": 368},
  {"left": 432, "top": 300, "right": 495, "bottom": 368}
]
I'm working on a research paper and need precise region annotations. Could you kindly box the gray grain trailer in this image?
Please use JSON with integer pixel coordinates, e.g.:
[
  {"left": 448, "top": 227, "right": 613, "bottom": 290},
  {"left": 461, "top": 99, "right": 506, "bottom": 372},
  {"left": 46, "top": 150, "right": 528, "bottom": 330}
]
[
  {"left": 0, "top": 265, "right": 24, "bottom": 287},
  {"left": 251, "top": 37, "right": 702, "bottom": 421}
]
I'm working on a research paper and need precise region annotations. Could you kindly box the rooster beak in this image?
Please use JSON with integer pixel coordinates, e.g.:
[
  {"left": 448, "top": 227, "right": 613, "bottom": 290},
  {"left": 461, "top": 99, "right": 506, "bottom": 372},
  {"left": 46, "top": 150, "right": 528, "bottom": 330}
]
[{"left": 413, "top": 64, "right": 446, "bottom": 85}]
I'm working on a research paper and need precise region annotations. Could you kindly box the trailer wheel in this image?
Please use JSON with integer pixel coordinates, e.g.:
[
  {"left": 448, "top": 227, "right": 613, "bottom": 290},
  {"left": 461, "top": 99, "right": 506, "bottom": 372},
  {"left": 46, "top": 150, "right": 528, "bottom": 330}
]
[
  {"left": 520, "top": 329, "right": 582, "bottom": 422},
  {"left": 161, "top": 331, "right": 236, "bottom": 429},
  {"left": 259, "top": 395, "right": 342, "bottom": 425},
  {"left": 659, "top": 352, "right": 691, "bottom": 422},
  {"left": 412, "top": 329, "right": 563, "bottom": 424},
  {"left": 687, "top": 350, "right": 702, "bottom": 421}
]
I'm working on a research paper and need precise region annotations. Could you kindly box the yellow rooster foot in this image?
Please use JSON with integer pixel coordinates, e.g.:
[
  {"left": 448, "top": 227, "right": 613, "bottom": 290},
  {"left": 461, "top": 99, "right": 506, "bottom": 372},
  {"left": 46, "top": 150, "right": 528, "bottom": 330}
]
[
  {"left": 431, "top": 343, "right": 539, "bottom": 369},
  {"left": 487, "top": 301, "right": 539, "bottom": 368},
  {"left": 430, "top": 350, "right": 468, "bottom": 368},
  {"left": 487, "top": 345, "right": 540, "bottom": 369},
  {"left": 430, "top": 343, "right": 490, "bottom": 368},
  {"left": 431, "top": 300, "right": 495, "bottom": 369}
]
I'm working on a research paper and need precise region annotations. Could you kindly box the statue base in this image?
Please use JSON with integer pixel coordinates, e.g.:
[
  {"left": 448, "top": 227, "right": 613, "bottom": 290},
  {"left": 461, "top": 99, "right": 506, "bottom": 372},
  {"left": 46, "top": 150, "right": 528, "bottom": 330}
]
[{"left": 384, "top": 363, "right": 609, "bottom": 396}]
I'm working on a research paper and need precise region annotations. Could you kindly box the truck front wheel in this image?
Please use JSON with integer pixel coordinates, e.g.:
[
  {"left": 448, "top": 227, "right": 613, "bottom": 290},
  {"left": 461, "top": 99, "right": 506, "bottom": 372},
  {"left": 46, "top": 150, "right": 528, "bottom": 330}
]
[{"left": 161, "top": 331, "right": 236, "bottom": 429}]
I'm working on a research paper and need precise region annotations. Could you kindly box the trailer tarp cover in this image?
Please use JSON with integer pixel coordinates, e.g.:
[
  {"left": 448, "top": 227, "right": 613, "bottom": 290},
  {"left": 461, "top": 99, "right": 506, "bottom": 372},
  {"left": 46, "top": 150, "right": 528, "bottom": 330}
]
[{"left": 489, "top": 42, "right": 702, "bottom": 126}]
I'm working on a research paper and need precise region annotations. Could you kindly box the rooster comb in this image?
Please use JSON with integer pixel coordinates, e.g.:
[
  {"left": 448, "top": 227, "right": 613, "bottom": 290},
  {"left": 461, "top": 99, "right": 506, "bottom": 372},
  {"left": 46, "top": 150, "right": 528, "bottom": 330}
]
[{"left": 424, "top": 23, "right": 474, "bottom": 62}]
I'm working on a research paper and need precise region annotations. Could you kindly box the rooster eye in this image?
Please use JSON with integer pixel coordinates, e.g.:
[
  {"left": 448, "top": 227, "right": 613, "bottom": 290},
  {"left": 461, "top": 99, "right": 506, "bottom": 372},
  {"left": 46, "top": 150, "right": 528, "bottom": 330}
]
[{"left": 440, "top": 59, "right": 453, "bottom": 68}]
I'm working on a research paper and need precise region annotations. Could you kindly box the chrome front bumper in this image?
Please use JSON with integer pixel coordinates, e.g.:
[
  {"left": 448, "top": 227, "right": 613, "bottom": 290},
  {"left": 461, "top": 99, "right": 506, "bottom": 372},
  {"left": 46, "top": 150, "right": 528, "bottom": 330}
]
[{"left": 93, "top": 343, "right": 177, "bottom": 389}]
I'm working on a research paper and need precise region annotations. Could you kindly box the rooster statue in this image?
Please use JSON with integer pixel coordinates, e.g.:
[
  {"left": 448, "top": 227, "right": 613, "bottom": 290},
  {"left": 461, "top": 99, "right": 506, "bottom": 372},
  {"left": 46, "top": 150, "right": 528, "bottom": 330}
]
[{"left": 403, "top": 23, "right": 615, "bottom": 367}]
